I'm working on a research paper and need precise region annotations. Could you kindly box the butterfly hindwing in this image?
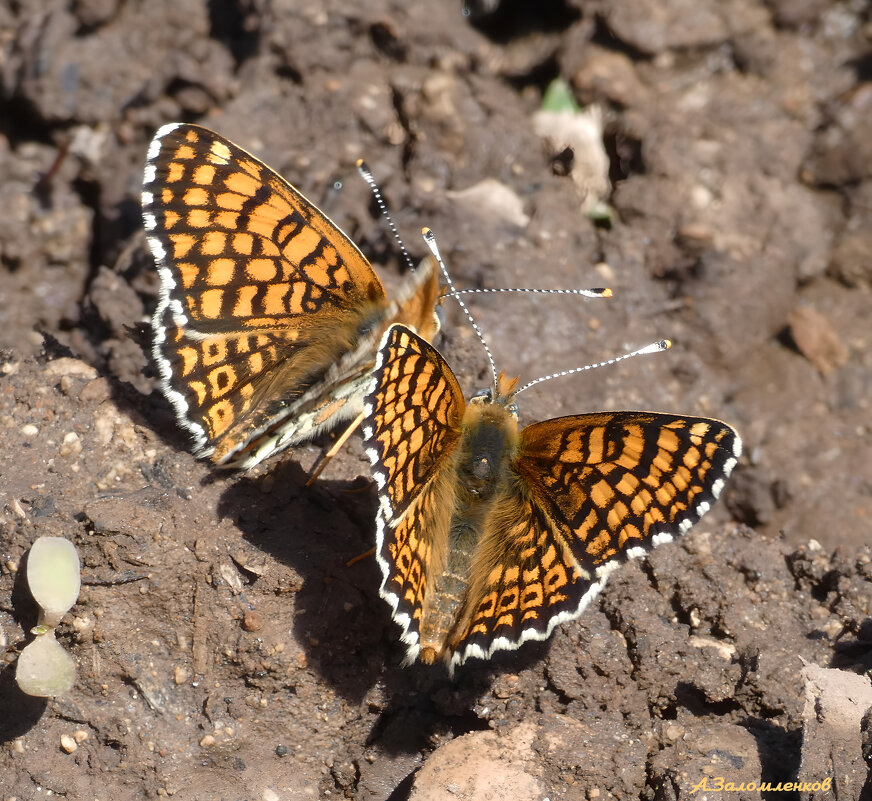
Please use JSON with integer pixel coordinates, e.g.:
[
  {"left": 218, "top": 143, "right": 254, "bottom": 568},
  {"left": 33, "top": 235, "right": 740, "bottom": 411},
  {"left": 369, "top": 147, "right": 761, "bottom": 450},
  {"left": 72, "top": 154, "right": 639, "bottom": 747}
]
[
  {"left": 372, "top": 477, "right": 455, "bottom": 660},
  {"left": 143, "top": 123, "right": 386, "bottom": 460},
  {"left": 447, "top": 484, "right": 592, "bottom": 667},
  {"left": 217, "top": 256, "right": 442, "bottom": 468},
  {"left": 451, "top": 413, "right": 739, "bottom": 659},
  {"left": 447, "top": 414, "right": 740, "bottom": 667}
]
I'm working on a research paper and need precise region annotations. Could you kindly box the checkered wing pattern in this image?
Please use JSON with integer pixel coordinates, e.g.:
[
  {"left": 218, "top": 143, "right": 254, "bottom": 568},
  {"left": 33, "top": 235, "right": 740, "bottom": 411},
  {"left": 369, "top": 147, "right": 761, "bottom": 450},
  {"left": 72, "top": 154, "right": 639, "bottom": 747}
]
[
  {"left": 364, "top": 325, "right": 464, "bottom": 520},
  {"left": 215, "top": 257, "right": 440, "bottom": 469},
  {"left": 363, "top": 325, "right": 465, "bottom": 654},
  {"left": 361, "top": 327, "right": 742, "bottom": 671},
  {"left": 448, "top": 412, "right": 741, "bottom": 667},
  {"left": 142, "top": 123, "right": 439, "bottom": 467}
]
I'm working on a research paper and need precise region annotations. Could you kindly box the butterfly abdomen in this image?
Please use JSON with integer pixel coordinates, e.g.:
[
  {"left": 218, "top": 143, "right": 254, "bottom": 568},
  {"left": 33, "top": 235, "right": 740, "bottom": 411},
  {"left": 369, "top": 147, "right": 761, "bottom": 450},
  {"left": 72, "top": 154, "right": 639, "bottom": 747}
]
[{"left": 418, "top": 402, "right": 520, "bottom": 664}]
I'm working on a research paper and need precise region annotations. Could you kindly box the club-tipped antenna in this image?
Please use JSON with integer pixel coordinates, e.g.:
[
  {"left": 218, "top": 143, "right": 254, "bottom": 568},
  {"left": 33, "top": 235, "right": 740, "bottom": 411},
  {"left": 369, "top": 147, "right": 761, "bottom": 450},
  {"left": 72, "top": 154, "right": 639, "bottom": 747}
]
[
  {"left": 356, "top": 159, "right": 417, "bottom": 273},
  {"left": 422, "top": 227, "right": 500, "bottom": 391},
  {"left": 515, "top": 339, "right": 672, "bottom": 396},
  {"left": 355, "top": 160, "right": 615, "bottom": 305},
  {"left": 444, "top": 286, "right": 611, "bottom": 299}
]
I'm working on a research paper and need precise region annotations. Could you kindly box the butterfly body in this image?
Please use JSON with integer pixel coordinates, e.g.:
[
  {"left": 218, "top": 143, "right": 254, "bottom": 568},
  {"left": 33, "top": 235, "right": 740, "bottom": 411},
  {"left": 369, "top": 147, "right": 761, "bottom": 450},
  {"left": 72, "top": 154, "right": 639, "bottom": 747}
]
[
  {"left": 142, "top": 123, "right": 440, "bottom": 469},
  {"left": 364, "top": 325, "right": 742, "bottom": 672},
  {"left": 418, "top": 386, "right": 521, "bottom": 663}
]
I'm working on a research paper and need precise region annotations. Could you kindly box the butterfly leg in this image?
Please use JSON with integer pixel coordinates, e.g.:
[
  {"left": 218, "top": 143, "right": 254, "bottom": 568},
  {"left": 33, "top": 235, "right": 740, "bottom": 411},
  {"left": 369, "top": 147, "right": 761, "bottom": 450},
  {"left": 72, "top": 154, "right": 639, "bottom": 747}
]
[
  {"left": 346, "top": 546, "right": 376, "bottom": 568},
  {"left": 305, "top": 410, "right": 366, "bottom": 485}
]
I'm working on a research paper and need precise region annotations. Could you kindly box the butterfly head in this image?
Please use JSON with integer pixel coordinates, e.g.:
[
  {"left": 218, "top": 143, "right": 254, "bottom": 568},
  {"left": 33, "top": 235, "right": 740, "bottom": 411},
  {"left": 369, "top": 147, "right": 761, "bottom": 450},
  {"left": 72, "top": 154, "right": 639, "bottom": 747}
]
[{"left": 470, "top": 370, "right": 520, "bottom": 419}]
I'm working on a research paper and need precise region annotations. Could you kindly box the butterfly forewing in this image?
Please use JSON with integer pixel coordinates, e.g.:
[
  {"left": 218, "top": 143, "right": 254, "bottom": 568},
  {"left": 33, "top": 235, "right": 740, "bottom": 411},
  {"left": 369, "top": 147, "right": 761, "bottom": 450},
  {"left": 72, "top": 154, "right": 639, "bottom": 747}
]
[
  {"left": 143, "top": 123, "right": 440, "bottom": 466},
  {"left": 363, "top": 325, "right": 467, "bottom": 655},
  {"left": 452, "top": 413, "right": 740, "bottom": 668},
  {"left": 144, "top": 123, "right": 383, "bottom": 326},
  {"left": 515, "top": 412, "right": 741, "bottom": 572},
  {"left": 363, "top": 325, "right": 465, "bottom": 521}
]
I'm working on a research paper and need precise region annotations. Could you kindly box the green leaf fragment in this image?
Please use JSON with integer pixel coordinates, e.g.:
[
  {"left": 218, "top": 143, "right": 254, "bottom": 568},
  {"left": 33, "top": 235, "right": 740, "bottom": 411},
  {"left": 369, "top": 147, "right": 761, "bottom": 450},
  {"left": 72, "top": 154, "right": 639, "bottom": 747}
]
[{"left": 541, "top": 78, "right": 580, "bottom": 114}]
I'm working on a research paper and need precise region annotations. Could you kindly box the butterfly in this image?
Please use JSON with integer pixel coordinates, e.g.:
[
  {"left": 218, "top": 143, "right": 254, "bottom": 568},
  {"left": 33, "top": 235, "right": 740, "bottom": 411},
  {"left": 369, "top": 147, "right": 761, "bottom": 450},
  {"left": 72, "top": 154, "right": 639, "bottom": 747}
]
[
  {"left": 141, "top": 123, "right": 441, "bottom": 469},
  {"left": 363, "top": 324, "right": 742, "bottom": 671}
]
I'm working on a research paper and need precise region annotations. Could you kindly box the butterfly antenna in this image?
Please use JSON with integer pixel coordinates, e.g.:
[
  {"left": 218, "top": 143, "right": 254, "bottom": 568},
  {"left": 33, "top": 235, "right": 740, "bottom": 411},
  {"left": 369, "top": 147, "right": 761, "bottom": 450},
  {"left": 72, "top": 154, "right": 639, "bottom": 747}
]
[
  {"left": 445, "top": 286, "right": 612, "bottom": 299},
  {"left": 515, "top": 339, "right": 673, "bottom": 395},
  {"left": 356, "top": 161, "right": 614, "bottom": 304},
  {"left": 356, "top": 159, "right": 416, "bottom": 273},
  {"left": 422, "top": 227, "right": 500, "bottom": 391}
]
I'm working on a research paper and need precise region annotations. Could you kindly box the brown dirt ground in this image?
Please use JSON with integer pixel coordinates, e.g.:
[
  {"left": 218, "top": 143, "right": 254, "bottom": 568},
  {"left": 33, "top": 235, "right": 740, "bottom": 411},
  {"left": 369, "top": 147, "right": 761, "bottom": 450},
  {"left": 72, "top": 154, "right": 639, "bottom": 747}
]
[{"left": 1, "top": 1, "right": 871, "bottom": 799}]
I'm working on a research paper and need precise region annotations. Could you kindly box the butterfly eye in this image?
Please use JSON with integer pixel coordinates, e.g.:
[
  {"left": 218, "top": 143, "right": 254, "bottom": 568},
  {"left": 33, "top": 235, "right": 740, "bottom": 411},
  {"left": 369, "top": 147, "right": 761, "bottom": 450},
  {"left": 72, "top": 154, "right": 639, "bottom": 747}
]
[
  {"left": 471, "top": 388, "right": 493, "bottom": 402},
  {"left": 507, "top": 402, "right": 519, "bottom": 419}
]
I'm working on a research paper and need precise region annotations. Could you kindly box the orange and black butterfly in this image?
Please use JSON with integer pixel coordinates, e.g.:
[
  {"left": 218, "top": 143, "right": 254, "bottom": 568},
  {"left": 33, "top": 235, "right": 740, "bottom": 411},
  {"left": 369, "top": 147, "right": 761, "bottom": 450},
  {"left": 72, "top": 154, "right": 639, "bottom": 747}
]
[
  {"left": 141, "top": 123, "right": 440, "bottom": 468},
  {"left": 363, "top": 324, "right": 741, "bottom": 671}
]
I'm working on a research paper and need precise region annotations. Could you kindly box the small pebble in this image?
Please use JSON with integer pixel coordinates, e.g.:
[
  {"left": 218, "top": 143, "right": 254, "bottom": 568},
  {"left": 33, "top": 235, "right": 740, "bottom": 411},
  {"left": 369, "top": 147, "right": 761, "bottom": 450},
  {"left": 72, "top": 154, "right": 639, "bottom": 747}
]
[
  {"left": 173, "top": 666, "right": 190, "bottom": 685},
  {"left": 242, "top": 610, "right": 263, "bottom": 632},
  {"left": 199, "top": 734, "right": 216, "bottom": 748},
  {"left": 60, "top": 431, "right": 82, "bottom": 458},
  {"left": 665, "top": 724, "right": 685, "bottom": 742},
  {"left": 60, "top": 734, "right": 77, "bottom": 753},
  {"left": 20, "top": 424, "right": 38, "bottom": 437},
  {"left": 275, "top": 744, "right": 289, "bottom": 757},
  {"left": 71, "top": 616, "right": 91, "bottom": 633},
  {"left": 73, "top": 730, "right": 89, "bottom": 744},
  {"left": 788, "top": 305, "right": 848, "bottom": 375},
  {"left": 594, "top": 261, "right": 615, "bottom": 283},
  {"left": 42, "top": 358, "right": 97, "bottom": 379},
  {"left": 80, "top": 377, "right": 112, "bottom": 404}
]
